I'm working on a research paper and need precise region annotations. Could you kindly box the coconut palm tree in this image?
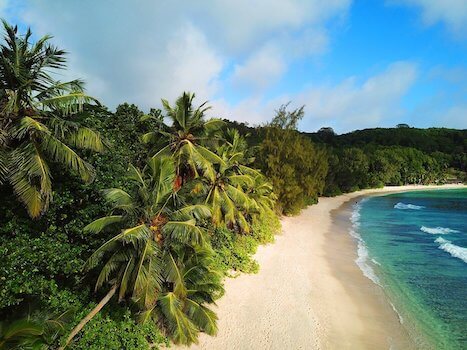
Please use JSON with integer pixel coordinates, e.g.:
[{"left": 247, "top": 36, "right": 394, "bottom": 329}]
[
  {"left": 0, "top": 311, "right": 69, "bottom": 350},
  {"left": 245, "top": 172, "right": 277, "bottom": 218},
  {"left": 195, "top": 129, "right": 276, "bottom": 232},
  {"left": 145, "top": 245, "right": 223, "bottom": 344},
  {"left": 192, "top": 144, "right": 254, "bottom": 233},
  {"left": 0, "top": 318, "right": 43, "bottom": 350},
  {"left": 63, "top": 155, "right": 219, "bottom": 348},
  {"left": 141, "top": 92, "right": 224, "bottom": 189},
  {"left": 218, "top": 128, "right": 254, "bottom": 166},
  {"left": 0, "top": 20, "right": 104, "bottom": 217}
]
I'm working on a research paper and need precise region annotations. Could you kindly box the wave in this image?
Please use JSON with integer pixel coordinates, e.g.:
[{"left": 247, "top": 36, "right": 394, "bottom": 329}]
[
  {"left": 350, "top": 201, "right": 381, "bottom": 285},
  {"left": 394, "top": 202, "right": 425, "bottom": 210},
  {"left": 390, "top": 302, "right": 404, "bottom": 324},
  {"left": 420, "top": 226, "right": 460, "bottom": 235},
  {"left": 435, "top": 237, "right": 467, "bottom": 264}
]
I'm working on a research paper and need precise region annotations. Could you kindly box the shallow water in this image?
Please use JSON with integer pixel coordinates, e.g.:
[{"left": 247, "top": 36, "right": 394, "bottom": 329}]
[{"left": 353, "top": 189, "right": 467, "bottom": 349}]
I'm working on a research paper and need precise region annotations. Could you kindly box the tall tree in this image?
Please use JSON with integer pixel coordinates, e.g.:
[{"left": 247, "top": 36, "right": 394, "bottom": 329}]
[
  {"left": 0, "top": 21, "right": 104, "bottom": 217},
  {"left": 259, "top": 105, "right": 328, "bottom": 214},
  {"left": 141, "top": 92, "right": 224, "bottom": 189},
  {"left": 63, "top": 155, "right": 220, "bottom": 347}
]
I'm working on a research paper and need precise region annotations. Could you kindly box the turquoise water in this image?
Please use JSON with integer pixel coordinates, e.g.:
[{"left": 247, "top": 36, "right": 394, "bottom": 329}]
[{"left": 352, "top": 189, "right": 467, "bottom": 349}]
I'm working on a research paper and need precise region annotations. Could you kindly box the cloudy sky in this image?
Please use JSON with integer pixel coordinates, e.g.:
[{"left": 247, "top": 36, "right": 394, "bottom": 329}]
[{"left": 1, "top": 0, "right": 466, "bottom": 133}]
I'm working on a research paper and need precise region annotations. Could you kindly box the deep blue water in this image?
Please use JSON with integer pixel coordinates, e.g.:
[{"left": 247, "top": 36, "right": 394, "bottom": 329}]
[{"left": 353, "top": 189, "right": 467, "bottom": 349}]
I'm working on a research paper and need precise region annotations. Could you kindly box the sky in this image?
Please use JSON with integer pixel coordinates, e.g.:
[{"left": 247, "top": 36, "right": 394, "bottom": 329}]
[{"left": 1, "top": 0, "right": 466, "bottom": 133}]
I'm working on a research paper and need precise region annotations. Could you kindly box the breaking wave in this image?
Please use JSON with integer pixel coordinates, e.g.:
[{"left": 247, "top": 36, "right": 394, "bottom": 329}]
[
  {"left": 350, "top": 200, "right": 381, "bottom": 285},
  {"left": 435, "top": 237, "right": 467, "bottom": 264},
  {"left": 394, "top": 202, "right": 425, "bottom": 210},
  {"left": 420, "top": 226, "right": 460, "bottom": 235}
]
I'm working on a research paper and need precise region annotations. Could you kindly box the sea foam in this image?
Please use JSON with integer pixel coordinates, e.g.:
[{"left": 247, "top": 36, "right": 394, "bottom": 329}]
[
  {"left": 350, "top": 200, "right": 381, "bottom": 285},
  {"left": 435, "top": 237, "right": 467, "bottom": 264},
  {"left": 394, "top": 202, "right": 425, "bottom": 210},
  {"left": 420, "top": 226, "right": 460, "bottom": 235}
]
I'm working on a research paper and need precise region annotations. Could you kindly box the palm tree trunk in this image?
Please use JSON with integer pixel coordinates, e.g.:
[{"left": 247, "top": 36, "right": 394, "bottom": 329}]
[{"left": 60, "top": 284, "right": 118, "bottom": 349}]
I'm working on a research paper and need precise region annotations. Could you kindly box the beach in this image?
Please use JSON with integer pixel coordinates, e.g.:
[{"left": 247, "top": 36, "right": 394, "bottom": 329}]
[{"left": 176, "top": 184, "right": 465, "bottom": 350}]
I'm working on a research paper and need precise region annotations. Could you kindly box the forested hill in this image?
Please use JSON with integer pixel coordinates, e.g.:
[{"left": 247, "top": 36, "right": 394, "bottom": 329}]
[
  {"left": 226, "top": 120, "right": 466, "bottom": 196},
  {"left": 305, "top": 127, "right": 467, "bottom": 155}
]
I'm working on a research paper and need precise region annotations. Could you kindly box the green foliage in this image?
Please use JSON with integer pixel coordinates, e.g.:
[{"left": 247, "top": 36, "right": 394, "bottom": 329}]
[
  {"left": 2, "top": 22, "right": 460, "bottom": 349},
  {"left": 68, "top": 309, "right": 167, "bottom": 350},
  {"left": 211, "top": 210, "right": 280, "bottom": 274},
  {"left": 258, "top": 106, "right": 328, "bottom": 214},
  {"left": 141, "top": 92, "right": 224, "bottom": 184},
  {"left": 0, "top": 21, "right": 104, "bottom": 217},
  {"left": 324, "top": 145, "right": 449, "bottom": 195}
]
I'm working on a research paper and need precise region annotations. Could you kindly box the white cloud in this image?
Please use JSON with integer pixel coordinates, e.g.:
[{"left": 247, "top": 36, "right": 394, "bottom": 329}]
[
  {"left": 231, "top": 45, "right": 286, "bottom": 92},
  {"left": 390, "top": 0, "right": 467, "bottom": 35},
  {"left": 198, "top": 0, "right": 350, "bottom": 53},
  {"left": 1, "top": 0, "right": 350, "bottom": 111},
  {"left": 297, "top": 62, "right": 418, "bottom": 131},
  {"left": 212, "top": 62, "right": 418, "bottom": 133},
  {"left": 137, "top": 23, "right": 224, "bottom": 106}
]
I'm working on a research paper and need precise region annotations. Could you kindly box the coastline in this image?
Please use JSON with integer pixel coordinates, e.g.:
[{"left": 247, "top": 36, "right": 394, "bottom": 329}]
[{"left": 176, "top": 184, "right": 466, "bottom": 350}]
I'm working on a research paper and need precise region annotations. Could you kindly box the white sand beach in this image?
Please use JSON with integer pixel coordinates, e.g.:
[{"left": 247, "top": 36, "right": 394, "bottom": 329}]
[{"left": 176, "top": 184, "right": 465, "bottom": 350}]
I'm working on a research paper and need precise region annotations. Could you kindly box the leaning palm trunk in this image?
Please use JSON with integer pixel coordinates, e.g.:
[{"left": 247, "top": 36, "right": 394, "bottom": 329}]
[{"left": 60, "top": 284, "right": 118, "bottom": 349}]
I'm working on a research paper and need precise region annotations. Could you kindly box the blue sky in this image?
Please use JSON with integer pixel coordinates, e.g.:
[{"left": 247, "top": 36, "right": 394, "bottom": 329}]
[{"left": 1, "top": 0, "right": 466, "bottom": 133}]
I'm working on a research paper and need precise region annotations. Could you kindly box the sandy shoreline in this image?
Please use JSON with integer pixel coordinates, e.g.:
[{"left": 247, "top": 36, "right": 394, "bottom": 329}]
[{"left": 176, "top": 184, "right": 465, "bottom": 350}]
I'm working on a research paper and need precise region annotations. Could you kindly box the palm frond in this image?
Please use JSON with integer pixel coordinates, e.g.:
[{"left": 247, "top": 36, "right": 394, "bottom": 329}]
[
  {"left": 118, "top": 256, "right": 135, "bottom": 301},
  {"left": 83, "top": 215, "right": 124, "bottom": 234},
  {"left": 133, "top": 241, "right": 162, "bottom": 309},
  {"left": 66, "top": 127, "right": 106, "bottom": 152},
  {"left": 172, "top": 204, "right": 211, "bottom": 221},
  {"left": 9, "top": 143, "right": 52, "bottom": 218},
  {"left": 40, "top": 134, "right": 95, "bottom": 183},
  {"left": 102, "top": 188, "right": 134, "bottom": 211},
  {"left": 185, "top": 299, "right": 218, "bottom": 336},
  {"left": 12, "top": 116, "right": 50, "bottom": 139},
  {"left": 157, "top": 292, "right": 199, "bottom": 345},
  {"left": 146, "top": 155, "right": 175, "bottom": 205},
  {"left": 164, "top": 253, "right": 187, "bottom": 298},
  {"left": 163, "top": 220, "right": 206, "bottom": 246},
  {"left": 203, "top": 118, "right": 225, "bottom": 133},
  {"left": 39, "top": 92, "right": 99, "bottom": 115}
]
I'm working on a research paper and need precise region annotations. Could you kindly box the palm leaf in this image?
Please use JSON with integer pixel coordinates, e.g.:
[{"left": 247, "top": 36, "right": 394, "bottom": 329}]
[
  {"left": 102, "top": 188, "right": 134, "bottom": 210},
  {"left": 133, "top": 241, "right": 162, "bottom": 309},
  {"left": 158, "top": 292, "right": 199, "bottom": 345},
  {"left": 163, "top": 220, "right": 205, "bottom": 246},
  {"left": 164, "top": 253, "right": 187, "bottom": 298},
  {"left": 40, "top": 134, "right": 95, "bottom": 183},
  {"left": 185, "top": 299, "right": 218, "bottom": 336},
  {"left": 39, "top": 92, "right": 99, "bottom": 115},
  {"left": 203, "top": 118, "right": 225, "bottom": 133},
  {"left": 172, "top": 204, "right": 211, "bottom": 221},
  {"left": 67, "top": 127, "right": 106, "bottom": 152},
  {"left": 83, "top": 215, "right": 124, "bottom": 234},
  {"left": 9, "top": 143, "right": 52, "bottom": 218}
]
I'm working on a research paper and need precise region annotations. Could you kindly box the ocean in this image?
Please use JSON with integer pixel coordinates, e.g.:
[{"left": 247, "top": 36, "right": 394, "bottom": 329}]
[{"left": 351, "top": 189, "right": 467, "bottom": 349}]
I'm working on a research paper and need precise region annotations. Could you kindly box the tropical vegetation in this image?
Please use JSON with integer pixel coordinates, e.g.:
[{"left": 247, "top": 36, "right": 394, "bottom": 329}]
[{"left": 1, "top": 20, "right": 465, "bottom": 350}]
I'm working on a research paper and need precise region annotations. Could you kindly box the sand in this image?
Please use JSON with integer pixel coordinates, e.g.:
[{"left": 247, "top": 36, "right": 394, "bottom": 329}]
[{"left": 176, "top": 184, "right": 465, "bottom": 350}]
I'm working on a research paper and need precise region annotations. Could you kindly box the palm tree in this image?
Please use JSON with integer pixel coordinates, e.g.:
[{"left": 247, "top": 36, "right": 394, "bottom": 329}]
[
  {"left": 195, "top": 129, "right": 276, "bottom": 232},
  {"left": 0, "top": 311, "right": 69, "bottom": 349},
  {"left": 0, "top": 21, "right": 104, "bottom": 217},
  {"left": 191, "top": 142, "right": 254, "bottom": 233},
  {"left": 146, "top": 245, "right": 223, "bottom": 344},
  {"left": 246, "top": 172, "right": 277, "bottom": 218},
  {"left": 0, "top": 318, "right": 43, "bottom": 350},
  {"left": 63, "top": 155, "right": 220, "bottom": 348},
  {"left": 141, "top": 92, "right": 224, "bottom": 189},
  {"left": 218, "top": 128, "right": 254, "bottom": 166}
]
